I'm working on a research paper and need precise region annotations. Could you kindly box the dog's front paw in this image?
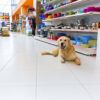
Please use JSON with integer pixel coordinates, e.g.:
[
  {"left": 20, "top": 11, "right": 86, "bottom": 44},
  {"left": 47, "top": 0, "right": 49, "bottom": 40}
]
[
  {"left": 61, "top": 59, "right": 65, "bottom": 63},
  {"left": 41, "top": 52, "right": 46, "bottom": 55},
  {"left": 41, "top": 52, "right": 49, "bottom": 55},
  {"left": 53, "top": 55, "right": 57, "bottom": 57},
  {"left": 74, "top": 57, "right": 81, "bottom": 65}
]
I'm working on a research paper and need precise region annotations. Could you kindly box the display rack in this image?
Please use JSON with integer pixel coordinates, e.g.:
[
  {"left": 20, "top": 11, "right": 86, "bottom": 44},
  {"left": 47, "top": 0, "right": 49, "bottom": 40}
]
[
  {"left": 0, "top": 12, "right": 10, "bottom": 29},
  {"left": 43, "top": 12, "right": 100, "bottom": 22},
  {"left": 50, "top": 29, "right": 97, "bottom": 33},
  {"left": 43, "top": 0, "right": 63, "bottom": 6},
  {"left": 36, "top": 0, "right": 100, "bottom": 56},
  {"left": 44, "top": 0, "right": 100, "bottom": 14}
]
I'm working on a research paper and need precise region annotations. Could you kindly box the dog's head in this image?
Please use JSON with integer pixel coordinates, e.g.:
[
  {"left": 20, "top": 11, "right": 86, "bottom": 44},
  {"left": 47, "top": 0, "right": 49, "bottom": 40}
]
[{"left": 57, "top": 36, "right": 71, "bottom": 50}]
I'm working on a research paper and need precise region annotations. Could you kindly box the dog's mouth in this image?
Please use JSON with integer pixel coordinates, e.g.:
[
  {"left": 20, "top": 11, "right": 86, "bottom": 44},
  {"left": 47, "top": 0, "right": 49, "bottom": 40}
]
[{"left": 60, "top": 43, "right": 66, "bottom": 49}]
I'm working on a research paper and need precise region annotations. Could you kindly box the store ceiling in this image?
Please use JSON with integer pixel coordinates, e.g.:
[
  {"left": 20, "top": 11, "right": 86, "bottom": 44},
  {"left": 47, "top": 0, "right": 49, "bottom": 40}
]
[{"left": 0, "top": 0, "right": 11, "bottom": 13}]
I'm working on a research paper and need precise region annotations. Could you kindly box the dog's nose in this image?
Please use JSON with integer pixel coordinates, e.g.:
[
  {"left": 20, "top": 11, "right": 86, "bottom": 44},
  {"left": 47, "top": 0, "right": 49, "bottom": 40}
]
[{"left": 61, "top": 43, "right": 64, "bottom": 46}]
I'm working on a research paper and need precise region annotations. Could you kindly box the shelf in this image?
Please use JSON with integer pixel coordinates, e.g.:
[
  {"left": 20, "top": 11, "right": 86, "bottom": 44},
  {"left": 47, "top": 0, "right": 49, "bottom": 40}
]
[
  {"left": 34, "top": 36, "right": 57, "bottom": 46},
  {"left": 50, "top": 29, "right": 98, "bottom": 33},
  {"left": 44, "top": 0, "right": 100, "bottom": 14},
  {"left": 34, "top": 36, "right": 96, "bottom": 56},
  {"left": 43, "top": 12, "right": 100, "bottom": 22},
  {"left": 43, "top": 0, "right": 62, "bottom": 6},
  {"left": 42, "top": 19, "right": 52, "bottom": 22}
]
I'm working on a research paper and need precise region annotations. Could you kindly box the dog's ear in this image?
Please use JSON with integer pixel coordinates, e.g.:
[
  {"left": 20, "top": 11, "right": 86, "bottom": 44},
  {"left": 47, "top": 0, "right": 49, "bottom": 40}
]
[
  {"left": 57, "top": 36, "right": 64, "bottom": 43},
  {"left": 68, "top": 38, "right": 71, "bottom": 46},
  {"left": 57, "top": 37, "right": 60, "bottom": 44}
]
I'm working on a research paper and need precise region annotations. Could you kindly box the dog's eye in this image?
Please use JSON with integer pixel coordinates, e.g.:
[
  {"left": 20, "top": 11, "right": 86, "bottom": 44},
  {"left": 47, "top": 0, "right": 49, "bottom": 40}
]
[
  {"left": 64, "top": 39, "right": 67, "bottom": 41},
  {"left": 60, "top": 39, "right": 62, "bottom": 41}
]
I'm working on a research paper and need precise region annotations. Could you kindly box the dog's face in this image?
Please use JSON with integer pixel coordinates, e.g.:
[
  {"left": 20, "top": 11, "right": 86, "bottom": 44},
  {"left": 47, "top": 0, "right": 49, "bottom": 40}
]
[{"left": 57, "top": 36, "right": 71, "bottom": 50}]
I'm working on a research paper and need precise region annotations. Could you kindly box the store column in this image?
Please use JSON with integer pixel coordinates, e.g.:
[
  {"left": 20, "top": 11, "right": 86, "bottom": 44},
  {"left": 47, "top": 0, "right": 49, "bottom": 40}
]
[{"left": 96, "top": 29, "right": 100, "bottom": 65}]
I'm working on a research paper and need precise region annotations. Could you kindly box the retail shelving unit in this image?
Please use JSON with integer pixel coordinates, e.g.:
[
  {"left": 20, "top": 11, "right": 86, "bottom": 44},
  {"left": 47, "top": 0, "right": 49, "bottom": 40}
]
[
  {"left": 43, "top": 0, "right": 63, "bottom": 6},
  {"left": 12, "top": 0, "right": 33, "bottom": 22},
  {"left": 43, "top": 12, "right": 100, "bottom": 22},
  {"left": 44, "top": 0, "right": 100, "bottom": 14},
  {"left": 35, "top": 0, "right": 100, "bottom": 56},
  {"left": 50, "top": 29, "right": 97, "bottom": 33},
  {"left": 0, "top": 12, "right": 10, "bottom": 29}
]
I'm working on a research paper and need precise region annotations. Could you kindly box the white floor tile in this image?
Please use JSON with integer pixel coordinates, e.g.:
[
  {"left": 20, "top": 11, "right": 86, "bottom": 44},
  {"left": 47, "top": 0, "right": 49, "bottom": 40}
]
[
  {"left": 37, "top": 85, "right": 92, "bottom": 100},
  {"left": 84, "top": 85, "right": 100, "bottom": 100},
  {"left": 0, "top": 56, "right": 36, "bottom": 86},
  {"left": 0, "top": 33, "right": 100, "bottom": 100},
  {"left": 0, "top": 86, "right": 35, "bottom": 100},
  {"left": 67, "top": 55, "right": 100, "bottom": 85},
  {"left": 0, "top": 69, "right": 35, "bottom": 86},
  {"left": 0, "top": 34, "right": 36, "bottom": 100},
  {"left": 37, "top": 54, "right": 80, "bottom": 85}
]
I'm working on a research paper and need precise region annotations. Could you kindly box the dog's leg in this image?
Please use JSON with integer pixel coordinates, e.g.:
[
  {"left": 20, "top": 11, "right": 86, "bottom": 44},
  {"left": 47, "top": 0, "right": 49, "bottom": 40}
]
[
  {"left": 41, "top": 52, "right": 53, "bottom": 55},
  {"left": 60, "top": 56, "right": 66, "bottom": 63},
  {"left": 74, "top": 57, "right": 81, "bottom": 65},
  {"left": 41, "top": 48, "right": 59, "bottom": 57}
]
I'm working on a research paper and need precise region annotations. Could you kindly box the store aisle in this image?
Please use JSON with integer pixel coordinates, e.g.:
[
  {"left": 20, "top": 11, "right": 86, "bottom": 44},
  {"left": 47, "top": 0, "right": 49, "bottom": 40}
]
[
  {"left": 0, "top": 33, "right": 100, "bottom": 100},
  {"left": 0, "top": 34, "right": 36, "bottom": 100}
]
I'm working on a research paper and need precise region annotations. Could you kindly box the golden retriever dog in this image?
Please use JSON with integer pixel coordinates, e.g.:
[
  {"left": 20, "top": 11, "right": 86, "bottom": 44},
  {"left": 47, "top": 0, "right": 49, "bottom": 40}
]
[{"left": 42, "top": 36, "right": 81, "bottom": 65}]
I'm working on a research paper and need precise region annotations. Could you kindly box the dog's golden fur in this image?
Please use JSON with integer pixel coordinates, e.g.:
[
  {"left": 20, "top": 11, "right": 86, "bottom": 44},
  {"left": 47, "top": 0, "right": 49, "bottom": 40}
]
[{"left": 42, "top": 36, "right": 81, "bottom": 65}]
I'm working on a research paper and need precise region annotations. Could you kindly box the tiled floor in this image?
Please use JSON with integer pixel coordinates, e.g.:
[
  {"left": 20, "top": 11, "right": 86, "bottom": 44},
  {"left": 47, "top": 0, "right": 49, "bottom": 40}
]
[{"left": 0, "top": 33, "right": 99, "bottom": 100}]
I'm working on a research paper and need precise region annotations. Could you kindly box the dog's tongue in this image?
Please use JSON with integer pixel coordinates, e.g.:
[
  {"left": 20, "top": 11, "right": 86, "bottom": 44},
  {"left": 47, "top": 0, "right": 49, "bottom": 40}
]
[{"left": 61, "top": 45, "right": 65, "bottom": 49}]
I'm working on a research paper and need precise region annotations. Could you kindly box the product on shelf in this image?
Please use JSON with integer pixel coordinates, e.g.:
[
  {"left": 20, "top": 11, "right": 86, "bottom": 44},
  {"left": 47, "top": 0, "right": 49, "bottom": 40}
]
[
  {"left": 66, "top": 11, "right": 77, "bottom": 15},
  {"left": 38, "top": 24, "right": 50, "bottom": 37},
  {"left": 39, "top": 23, "right": 46, "bottom": 29},
  {"left": 76, "top": 19, "right": 86, "bottom": 30},
  {"left": 68, "top": 0, "right": 77, "bottom": 3},
  {"left": 53, "top": 4, "right": 58, "bottom": 9},
  {"left": 47, "top": 14, "right": 53, "bottom": 19},
  {"left": 72, "top": 35, "right": 97, "bottom": 48},
  {"left": 45, "top": 4, "right": 54, "bottom": 11},
  {"left": 44, "top": 14, "right": 53, "bottom": 20},
  {"left": 88, "top": 40, "right": 97, "bottom": 48},
  {"left": 2, "top": 27, "right": 10, "bottom": 37},
  {"left": 52, "top": 13, "right": 61, "bottom": 18},
  {"left": 39, "top": 14, "right": 45, "bottom": 20},
  {"left": 84, "top": 6, "right": 100, "bottom": 13},
  {"left": 49, "top": 19, "right": 99, "bottom": 30}
]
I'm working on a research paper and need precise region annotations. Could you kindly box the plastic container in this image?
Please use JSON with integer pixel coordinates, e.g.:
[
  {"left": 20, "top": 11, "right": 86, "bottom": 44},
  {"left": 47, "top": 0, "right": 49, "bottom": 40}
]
[
  {"left": 56, "top": 33, "right": 66, "bottom": 37},
  {"left": 79, "top": 36, "right": 92, "bottom": 44}
]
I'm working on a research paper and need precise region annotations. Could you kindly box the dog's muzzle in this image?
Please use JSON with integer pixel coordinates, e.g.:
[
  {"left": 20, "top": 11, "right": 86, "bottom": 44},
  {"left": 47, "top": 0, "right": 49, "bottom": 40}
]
[{"left": 60, "top": 43, "right": 66, "bottom": 49}]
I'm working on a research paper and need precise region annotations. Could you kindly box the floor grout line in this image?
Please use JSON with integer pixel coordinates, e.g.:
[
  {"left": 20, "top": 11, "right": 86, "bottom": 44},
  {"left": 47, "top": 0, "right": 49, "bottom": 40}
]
[
  {"left": 34, "top": 41, "right": 38, "bottom": 100},
  {"left": 67, "top": 67, "right": 94, "bottom": 100},
  {"left": 0, "top": 55, "right": 15, "bottom": 73}
]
